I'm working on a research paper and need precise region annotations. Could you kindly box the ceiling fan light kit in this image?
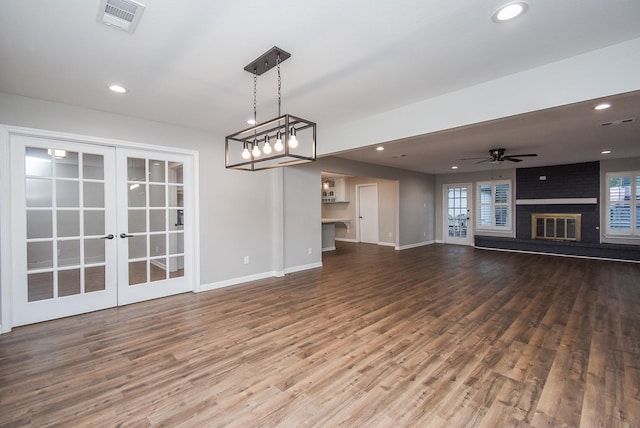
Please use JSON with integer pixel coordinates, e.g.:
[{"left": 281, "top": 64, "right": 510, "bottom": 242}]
[{"left": 225, "top": 46, "right": 316, "bottom": 171}]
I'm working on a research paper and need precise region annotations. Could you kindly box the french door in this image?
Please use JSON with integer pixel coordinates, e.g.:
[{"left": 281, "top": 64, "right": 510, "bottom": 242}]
[
  {"left": 444, "top": 184, "right": 472, "bottom": 246},
  {"left": 10, "top": 135, "right": 193, "bottom": 326},
  {"left": 116, "top": 148, "right": 192, "bottom": 305}
]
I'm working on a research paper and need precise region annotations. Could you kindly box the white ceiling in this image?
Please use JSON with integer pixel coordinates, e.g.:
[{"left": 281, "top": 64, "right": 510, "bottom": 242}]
[
  {"left": 337, "top": 90, "right": 640, "bottom": 175},
  {"left": 1, "top": 0, "right": 639, "bottom": 175}
]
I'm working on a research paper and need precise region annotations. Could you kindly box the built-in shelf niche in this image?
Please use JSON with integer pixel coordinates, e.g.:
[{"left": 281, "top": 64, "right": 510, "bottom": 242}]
[{"left": 322, "top": 177, "right": 348, "bottom": 203}]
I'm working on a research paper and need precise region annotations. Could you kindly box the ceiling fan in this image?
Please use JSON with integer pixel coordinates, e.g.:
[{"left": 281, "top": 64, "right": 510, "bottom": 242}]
[{"left": 461, "top": 148, "right": 537, "bottom": 163}]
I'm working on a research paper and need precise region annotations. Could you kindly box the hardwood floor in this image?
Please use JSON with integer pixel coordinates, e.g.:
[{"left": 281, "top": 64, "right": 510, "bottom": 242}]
[{"left": 1, "top": 243, "right": 639, "bottom": 427}]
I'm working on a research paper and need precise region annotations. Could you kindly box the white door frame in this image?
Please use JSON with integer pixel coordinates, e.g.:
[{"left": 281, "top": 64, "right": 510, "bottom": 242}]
[
  {"left": 356, "top": 183, "right": 379, "bottom": 244},
  {"left": 443, "top": 183, "right": 473, "bottom": 246},
  {"left": 0, "top": 125, "right": 200, "bottom": 333}
]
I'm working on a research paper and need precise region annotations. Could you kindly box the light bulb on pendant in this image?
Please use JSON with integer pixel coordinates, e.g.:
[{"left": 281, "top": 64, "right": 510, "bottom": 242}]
[
  {"left": 263, "top": 135, "right": 272, "bottom": 155},
  {"left": 241, "top": 143, "right": 251, "bottom": 159},
  {"left": 251, "top": 139, "right": 261, "bottom": 157},
  {"left": 274, "top": 130, "right": 284, "bottom": 151},
  {"left": 289, "top": 127, "right": 298, "bottom": 149}
]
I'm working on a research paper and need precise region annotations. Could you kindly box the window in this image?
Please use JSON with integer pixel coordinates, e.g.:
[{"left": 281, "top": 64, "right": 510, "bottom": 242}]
[
  {"left": 477, "top": 180, "right": 511, "bottom": 230},
  {"left": 606, "top": 171, "right": 640, "bottom": 236}
]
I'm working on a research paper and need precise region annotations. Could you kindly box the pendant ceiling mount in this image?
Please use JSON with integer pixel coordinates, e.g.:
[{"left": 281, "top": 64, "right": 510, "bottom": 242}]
[{"left": 243, "top": 47, "right": 291, "bottom": 76}]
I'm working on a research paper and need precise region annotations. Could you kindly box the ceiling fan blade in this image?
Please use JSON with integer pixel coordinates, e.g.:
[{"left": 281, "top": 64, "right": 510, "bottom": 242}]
[
  {"left": 507, "top": 153, "right": 537, "bottom": 157},
  {"left": 475, "top": 159, "right": 490, "bottom": 164},
  {"left": 505, "top": 157, "right": 523, "bottom": 162},
  {"left": 460, "top": 157, "right": 489, "bottom": 161}
]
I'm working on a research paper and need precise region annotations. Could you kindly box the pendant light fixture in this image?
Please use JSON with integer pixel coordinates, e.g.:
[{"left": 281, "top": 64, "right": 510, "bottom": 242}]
[{"left": 225, "top": 46, "right": 316, "bottom": 171}]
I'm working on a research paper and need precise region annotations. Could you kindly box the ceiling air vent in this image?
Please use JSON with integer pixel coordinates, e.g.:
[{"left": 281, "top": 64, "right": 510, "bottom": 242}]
[
  {"left": 601, "top": 118, "right": 635, "bottom": 127},
  {"left": 97, "top": 0, "right": 145, "bottom": 33}
]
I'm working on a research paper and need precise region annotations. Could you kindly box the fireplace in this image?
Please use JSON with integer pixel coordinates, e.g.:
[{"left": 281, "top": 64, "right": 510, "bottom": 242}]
[
  {"left": 475, "top": 161, "right": 640, "bottom": 261},
  {"left": 532, "top": 213, "right": 581, "bottom": 242}
]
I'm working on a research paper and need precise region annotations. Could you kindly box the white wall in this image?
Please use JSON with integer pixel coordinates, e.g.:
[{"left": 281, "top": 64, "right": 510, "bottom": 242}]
[
  {"left": 283, "top": 166, "right": 322, "bottom": 271},
  {"left": 398, "top": 174, "right": 436, "bottom": 247}
]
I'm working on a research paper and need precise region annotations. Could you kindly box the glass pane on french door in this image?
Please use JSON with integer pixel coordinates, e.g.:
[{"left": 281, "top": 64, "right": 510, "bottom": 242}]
[
  {"left": 11, "top": 136, "right": 117, "bottom": 326},
  {"left": 116, "top": 149, "right": 192, "bottom": 305},
  {"left": 445, "top": 184, "right": 472, "bottom": 245}
]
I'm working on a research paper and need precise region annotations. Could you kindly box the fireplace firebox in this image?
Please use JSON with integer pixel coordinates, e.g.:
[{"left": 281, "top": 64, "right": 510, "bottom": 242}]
[{"left": 532, "top": 213, "right": 581, "bottom": 242}]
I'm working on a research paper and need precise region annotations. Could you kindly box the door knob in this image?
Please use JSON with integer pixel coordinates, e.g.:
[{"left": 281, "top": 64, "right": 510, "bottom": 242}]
[
  {"left": 101, "top": 234, "right": 114, "bottom": 240},
  {"left": 359, "top": 216, "right": 363, "bottom": 219},
  {"left": 120, "top": 233, "right": 133, "bottom": 238}
]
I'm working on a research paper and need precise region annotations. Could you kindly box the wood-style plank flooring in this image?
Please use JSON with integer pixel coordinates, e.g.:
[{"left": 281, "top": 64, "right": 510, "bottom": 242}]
[{"left": 1, "top": 243, "right": 640, "bottom": 427}]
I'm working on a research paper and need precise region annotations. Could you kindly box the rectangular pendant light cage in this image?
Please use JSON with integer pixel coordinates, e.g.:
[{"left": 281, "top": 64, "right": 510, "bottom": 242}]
[{"left": 225, "top": 114, "right": 316, "bottom": 171}]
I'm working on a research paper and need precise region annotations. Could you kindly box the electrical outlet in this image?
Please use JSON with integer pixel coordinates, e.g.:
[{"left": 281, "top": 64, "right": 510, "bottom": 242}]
[
  {"left": 244, "top": 256, "right": 249, "bottom": 264},
  {"left": 308, "top": 247, "right": 312, "bottom": 255},
  {"left": 388, "top": 232, "right": 392, "bottom": 237}
]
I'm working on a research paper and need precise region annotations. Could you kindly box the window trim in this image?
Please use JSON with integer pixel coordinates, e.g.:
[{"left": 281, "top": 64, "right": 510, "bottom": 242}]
[
  {"left": 476, "top": 179, "right": 513, "bottom": 232},
  {"left": 605, "top": 170, "right": 639, "bottom": 237}
]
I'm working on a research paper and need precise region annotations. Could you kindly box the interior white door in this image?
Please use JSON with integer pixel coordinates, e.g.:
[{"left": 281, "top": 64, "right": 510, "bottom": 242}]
[
  {"left": 116, "top": 149, "right": 193, "bottom": 305},
  {"left": 358, "top": 184, "right": 379, "bottom": 244},
  {"left": 11, "top": 136, "right": 118, "bottom": 326},
  {"left": 444, "top": 184, "right": 472, "bottom": 245}
]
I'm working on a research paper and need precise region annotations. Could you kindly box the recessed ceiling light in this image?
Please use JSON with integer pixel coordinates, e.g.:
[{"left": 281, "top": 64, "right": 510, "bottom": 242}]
[
  {"left": 376, "top": 146, "right": 384, "bottom": 151},
  {"left": 601, "top": 150, "right": 612, "bottom": 154},
  {"left": 493, "top": 2, "right": 528, "bottom": 22},
  {"left": 451, "top": 166, "right": 459, "bottom": 170},
  {"left": 594, "top": 103, "right": 611, "bottom": 110},
  {"left": 108, "top": 84, "right": 128, "bottom": 94},
  {"left": 247, "top": 119, "right": 257, "bottom": 125}
]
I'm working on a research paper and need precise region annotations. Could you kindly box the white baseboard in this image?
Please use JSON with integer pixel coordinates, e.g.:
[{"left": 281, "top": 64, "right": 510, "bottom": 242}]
[
  {"left": 396, "top": 240, "right": 435, "bottom": 251},
  {"left": 285, "top": 262, "right": 323, "bottom": 274},
  {"left": 322, "top": 246, "right": 336, "bottom": 252},
  {"left": 199, "top": 271, "right": 281, "bottom": 292},
  {"left": 435, "top": 239, "right": 445, "bottom": 244},
  {"left": 335, "top": 238, "right": 432, "bottom": 250},
  {"left": 198, "top": 262, "right": 322, "bottom": 293}
]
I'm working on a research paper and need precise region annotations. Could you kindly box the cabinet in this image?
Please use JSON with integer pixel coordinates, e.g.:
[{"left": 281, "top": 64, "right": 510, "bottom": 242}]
[{"left": 321, "top": 177, "right": 348, "bottom": 203}]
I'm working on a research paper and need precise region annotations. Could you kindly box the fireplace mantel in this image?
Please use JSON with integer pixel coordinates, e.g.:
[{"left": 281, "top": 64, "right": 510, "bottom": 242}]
[{"left": 516, "top": 198, "right": 597, "bottom": 205}]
